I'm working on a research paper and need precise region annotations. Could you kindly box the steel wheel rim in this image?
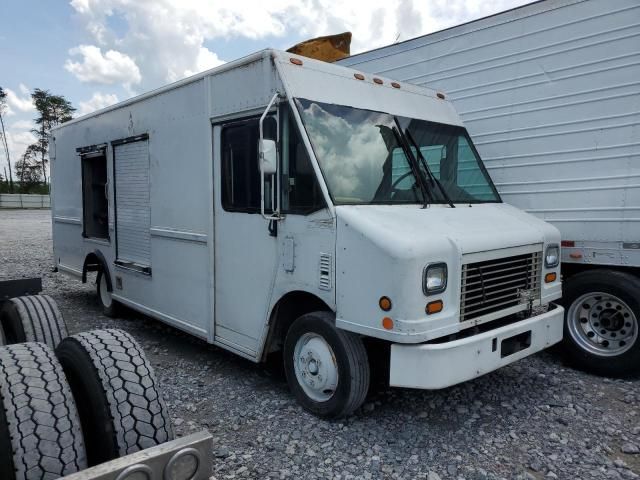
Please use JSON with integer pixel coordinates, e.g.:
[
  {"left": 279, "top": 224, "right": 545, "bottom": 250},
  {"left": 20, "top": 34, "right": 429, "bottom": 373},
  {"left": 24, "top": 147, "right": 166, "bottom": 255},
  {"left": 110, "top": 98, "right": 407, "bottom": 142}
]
[
  {"left": 293, "top": 332, "right": 338, "bottom": 402},
  {"left": 567, "top": 292, "right": 638, "bottom": 356},
  {"left": 100, "top": 274, "right": 113, "bottom": 309}
]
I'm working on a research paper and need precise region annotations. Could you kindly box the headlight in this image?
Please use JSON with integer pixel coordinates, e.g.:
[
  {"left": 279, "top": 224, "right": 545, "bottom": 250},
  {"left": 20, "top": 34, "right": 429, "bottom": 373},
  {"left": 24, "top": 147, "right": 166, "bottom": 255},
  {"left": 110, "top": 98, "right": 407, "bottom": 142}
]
[
  {"left": 545, "top": 244, "right": 560, "bottom": 268},
  {"left": 423, "top": 263, "right": 447, "bottom": 295}
]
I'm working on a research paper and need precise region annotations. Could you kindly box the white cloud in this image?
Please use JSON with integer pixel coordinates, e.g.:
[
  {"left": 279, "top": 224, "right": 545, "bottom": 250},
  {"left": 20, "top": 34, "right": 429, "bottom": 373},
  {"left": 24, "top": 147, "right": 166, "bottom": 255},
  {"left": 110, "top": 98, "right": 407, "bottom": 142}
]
[
  {"left": 78, "top": 92, "right": 119, "bottom": 116},
  {"left": 9, "top": 120, "right": 33, "bottom": 130},
  {"left": 65, "top": 45, "right": 141, "bottom": 86},
  {"left": 183, "top": 47, "right": 225, "bottom": 78},
  {"left": 67, "top": 0, "right": 530, "bottom": 93},
  {"left": 3, "top": 86, "right": 34, "bottom": 116}
]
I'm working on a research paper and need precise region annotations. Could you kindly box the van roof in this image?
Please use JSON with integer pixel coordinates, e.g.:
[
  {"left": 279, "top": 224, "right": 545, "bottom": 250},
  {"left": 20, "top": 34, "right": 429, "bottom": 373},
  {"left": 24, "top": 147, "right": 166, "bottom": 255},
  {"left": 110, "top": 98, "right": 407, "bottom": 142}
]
[{"left": 54, "top": 48, "right": 450, "bottom": 131}]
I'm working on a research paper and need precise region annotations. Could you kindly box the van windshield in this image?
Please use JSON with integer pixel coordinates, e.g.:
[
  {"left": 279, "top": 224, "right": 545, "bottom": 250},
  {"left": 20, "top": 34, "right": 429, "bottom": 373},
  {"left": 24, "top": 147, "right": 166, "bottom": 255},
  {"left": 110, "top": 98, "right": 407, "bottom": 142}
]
[{"left": 294, "top": 98, "right": 501, "bottom": 205}]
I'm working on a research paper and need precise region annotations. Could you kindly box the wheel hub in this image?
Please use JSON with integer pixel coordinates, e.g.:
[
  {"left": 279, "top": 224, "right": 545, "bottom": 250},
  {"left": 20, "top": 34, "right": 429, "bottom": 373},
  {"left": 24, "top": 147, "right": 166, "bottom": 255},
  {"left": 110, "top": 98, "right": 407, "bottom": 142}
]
[
  {"left": 293, "top": 333, "right": 338, "bottom": 402},
  {"left": 568, "top": 292, "right": 638, "bottom": 356}
]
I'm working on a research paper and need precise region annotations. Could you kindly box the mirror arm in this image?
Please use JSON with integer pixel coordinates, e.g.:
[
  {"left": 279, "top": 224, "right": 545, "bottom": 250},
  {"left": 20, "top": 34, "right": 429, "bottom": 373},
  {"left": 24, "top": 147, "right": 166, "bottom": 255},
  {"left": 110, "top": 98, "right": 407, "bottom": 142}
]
[{"left": 260, "top": 91, "right": 283, "bottom": 221}]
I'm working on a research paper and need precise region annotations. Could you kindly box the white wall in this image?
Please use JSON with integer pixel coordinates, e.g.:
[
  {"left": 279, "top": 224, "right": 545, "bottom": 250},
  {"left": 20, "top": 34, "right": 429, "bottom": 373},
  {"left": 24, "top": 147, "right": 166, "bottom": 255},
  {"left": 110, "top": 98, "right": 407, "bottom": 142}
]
[{"left": 0, "top": 194, "right": 50, "bottom": 208}]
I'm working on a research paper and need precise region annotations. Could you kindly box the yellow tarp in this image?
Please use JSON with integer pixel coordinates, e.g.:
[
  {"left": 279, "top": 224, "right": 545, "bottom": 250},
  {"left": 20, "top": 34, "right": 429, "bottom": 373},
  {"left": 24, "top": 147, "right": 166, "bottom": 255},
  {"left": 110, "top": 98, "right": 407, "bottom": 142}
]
[{"left": 287, "top": 32, "right": 351, "bottom": 62}]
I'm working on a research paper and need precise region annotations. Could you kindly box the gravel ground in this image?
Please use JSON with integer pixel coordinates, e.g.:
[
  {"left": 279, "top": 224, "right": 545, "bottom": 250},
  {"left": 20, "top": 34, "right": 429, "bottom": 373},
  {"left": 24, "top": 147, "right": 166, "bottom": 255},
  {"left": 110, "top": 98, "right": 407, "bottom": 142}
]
[{"left": 1, "top": 209, "right": 638, "bottom": 480}]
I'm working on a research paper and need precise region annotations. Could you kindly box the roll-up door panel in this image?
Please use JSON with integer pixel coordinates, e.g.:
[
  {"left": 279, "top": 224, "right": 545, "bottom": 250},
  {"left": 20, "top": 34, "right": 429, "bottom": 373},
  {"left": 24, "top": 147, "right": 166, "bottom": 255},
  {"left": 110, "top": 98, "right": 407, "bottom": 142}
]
[{"left": 114, "top": 138, "right": 151, "bottom": 267}]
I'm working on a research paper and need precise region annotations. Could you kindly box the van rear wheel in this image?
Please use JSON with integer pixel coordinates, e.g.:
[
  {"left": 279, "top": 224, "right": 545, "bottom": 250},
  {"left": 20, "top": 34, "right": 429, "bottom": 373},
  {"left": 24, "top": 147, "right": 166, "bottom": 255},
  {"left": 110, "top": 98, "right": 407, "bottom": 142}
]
[
  {"left": 562, "top": 270, "right": 640, "bottom": 377},
  {"left": 284, "top": 311, "right": 369, "bottom": 418},
  {"left": 97, "top": 270, "right": 119, "bottom": 317}
]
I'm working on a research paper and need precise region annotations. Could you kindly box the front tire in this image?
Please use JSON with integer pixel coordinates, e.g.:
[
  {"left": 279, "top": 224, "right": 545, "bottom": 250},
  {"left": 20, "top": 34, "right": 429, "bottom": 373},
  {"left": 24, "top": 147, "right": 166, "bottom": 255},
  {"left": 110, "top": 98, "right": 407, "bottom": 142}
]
[
  {"left": 284, "top": 311, "right": 370, "bottom": 418},
  {"left": 562, "top": 270, "right": 640, "bottom": 377}
]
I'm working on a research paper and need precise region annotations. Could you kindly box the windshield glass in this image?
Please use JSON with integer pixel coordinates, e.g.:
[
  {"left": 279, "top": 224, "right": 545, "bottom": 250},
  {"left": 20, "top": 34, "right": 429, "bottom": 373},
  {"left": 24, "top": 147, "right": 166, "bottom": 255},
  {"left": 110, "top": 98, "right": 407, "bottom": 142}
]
[{"left": 294, "top": 98, "right": 500, "bottom": 205}]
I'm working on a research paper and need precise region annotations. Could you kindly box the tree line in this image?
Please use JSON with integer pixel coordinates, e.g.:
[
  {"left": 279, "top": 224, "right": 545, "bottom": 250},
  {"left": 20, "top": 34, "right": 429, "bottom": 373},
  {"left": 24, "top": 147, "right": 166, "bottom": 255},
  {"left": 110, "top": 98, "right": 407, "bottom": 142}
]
[{"left": 0, "top": 87, "right": 75, "bottom": 194}]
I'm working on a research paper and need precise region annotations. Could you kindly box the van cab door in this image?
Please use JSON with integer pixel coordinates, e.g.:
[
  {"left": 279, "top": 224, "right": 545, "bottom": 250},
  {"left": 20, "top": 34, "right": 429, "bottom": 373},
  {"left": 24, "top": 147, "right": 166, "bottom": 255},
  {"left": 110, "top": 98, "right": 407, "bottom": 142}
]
[{"left": 212, "top": 116, "right": 278, "bottom": 358}]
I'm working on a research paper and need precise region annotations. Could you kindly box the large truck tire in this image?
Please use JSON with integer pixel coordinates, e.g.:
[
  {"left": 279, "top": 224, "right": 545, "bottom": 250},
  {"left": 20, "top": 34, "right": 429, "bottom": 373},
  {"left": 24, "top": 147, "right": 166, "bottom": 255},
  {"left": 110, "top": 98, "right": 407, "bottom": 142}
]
[
  {"left": 96, "top": 271, "right": 120, "bottom": 318},
  {"left": 0, "top": 295, "right": 68, "bottom": 348},
  {"left": 284, "top": 311, "right": 370, "bottom": 418},
  {"left": 562, "top": 269, "right": 640, "bottom": 377},
  {"left": 55, "top": 329, "right": 174, "bottom": 466},
  {"left": 0, "top": 342, "right": 87, "bottom": 480}
]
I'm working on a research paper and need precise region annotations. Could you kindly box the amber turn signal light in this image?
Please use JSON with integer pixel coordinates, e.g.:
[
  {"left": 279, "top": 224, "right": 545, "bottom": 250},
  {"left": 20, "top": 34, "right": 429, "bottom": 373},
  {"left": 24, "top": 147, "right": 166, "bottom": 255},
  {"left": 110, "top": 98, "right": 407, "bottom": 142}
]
[
  {"left": 426, "top": 300, "right": 443, "bottom": 315},
  {"left": 545, "top": 272, "right": 557, "bottom": 283},
  {"left": 382, "top": 317, "right": 394, "bottom": 330},
  {"left": 379, "top": 296, "right": 392, "bottom": 311},
  {"left": 290, "top": 57, "right": 303, "bottom": 65}
]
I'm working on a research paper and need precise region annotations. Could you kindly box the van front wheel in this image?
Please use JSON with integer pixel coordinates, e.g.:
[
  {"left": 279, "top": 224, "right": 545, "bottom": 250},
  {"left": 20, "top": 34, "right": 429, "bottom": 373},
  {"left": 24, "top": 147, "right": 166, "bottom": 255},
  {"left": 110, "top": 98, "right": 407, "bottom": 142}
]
[{"left": 284, "top": 311, "right": 369, "bottom": 418}]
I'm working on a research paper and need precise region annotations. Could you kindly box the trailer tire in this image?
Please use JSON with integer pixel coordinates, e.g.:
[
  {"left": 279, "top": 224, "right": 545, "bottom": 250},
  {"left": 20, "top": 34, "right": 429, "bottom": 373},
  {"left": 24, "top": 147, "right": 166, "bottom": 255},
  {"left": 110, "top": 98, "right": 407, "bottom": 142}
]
[
  {"left": 0, "top": 342, "right": 87, "bottom": 480},
  {"left": 97, "top": 270, "right": 119, "bottom": 318},
  {"left": 55, "top": 329, "right": 174, "bottom": 466},
  {"left": 0, "top": 295, "right": 68, "bottom": 348},
  {"left": 562, "top": 270, "right": 640, "bottom": 377},
  {"left": 284, "top": 311, "right": 370, "bottom": 418}
]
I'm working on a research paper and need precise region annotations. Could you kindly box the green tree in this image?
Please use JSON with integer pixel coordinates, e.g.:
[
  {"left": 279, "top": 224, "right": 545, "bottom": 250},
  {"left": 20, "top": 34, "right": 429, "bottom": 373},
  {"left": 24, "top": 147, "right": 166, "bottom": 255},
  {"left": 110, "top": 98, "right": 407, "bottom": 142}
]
[
  {"left": 30, "top": 88, "right": 75, "bottom": 185},
  {"left": 15, "top": 144, "right": 43, "bottom": 192},
  {"left": 0, "top": 86, "right": 14, "bottom": 192}
]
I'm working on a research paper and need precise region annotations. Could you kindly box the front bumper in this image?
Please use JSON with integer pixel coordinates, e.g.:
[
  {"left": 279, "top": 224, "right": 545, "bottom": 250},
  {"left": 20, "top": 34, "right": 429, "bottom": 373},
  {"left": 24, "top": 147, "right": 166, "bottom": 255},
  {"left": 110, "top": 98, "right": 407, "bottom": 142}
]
[{"left": 389, "top": 305, "right": 564, "bottom": 389}]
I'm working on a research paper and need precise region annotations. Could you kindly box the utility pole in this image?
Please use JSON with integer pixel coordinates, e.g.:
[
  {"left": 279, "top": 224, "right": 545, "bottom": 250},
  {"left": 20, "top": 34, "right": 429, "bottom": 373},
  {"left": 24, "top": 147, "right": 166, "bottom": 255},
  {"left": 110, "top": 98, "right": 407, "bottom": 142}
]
[
  {"left": 0, "top": 87, "right": 14, "bottom": 193},
  {"left": 0, "top": 107, "right": 13, "bottom": 193}
]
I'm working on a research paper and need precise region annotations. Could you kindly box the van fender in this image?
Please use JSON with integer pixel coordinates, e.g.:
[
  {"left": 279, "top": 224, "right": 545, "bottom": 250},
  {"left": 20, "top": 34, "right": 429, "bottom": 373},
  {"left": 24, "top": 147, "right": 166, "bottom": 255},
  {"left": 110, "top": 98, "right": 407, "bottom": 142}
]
[{"left": 82, "top": 250, "right": 112, "bottom": 292}]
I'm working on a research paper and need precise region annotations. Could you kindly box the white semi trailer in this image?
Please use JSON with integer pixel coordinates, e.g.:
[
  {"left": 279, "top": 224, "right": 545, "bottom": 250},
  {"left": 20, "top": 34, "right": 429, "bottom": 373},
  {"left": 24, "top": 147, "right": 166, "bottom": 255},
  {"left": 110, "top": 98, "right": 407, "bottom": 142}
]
[
  {"left": 51, "top": 49, "right": 563, "bottom": 417},
  {"left": 339, "top": 0, "right": 640, "bottom": 377}
]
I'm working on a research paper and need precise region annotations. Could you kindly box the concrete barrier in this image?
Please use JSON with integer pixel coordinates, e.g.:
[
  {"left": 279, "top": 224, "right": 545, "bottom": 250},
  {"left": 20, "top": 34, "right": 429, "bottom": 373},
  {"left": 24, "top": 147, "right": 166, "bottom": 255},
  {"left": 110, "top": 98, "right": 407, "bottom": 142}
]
[{"left": 0, "top": 194, "right": 50, "bottom": 209}]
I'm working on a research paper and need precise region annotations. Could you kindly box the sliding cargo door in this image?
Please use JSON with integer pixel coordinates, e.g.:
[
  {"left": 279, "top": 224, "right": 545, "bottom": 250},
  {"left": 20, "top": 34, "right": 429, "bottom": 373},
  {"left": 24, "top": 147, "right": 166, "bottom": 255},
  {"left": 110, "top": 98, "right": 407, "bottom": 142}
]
[{"left": 113, "top": 134, "right": 152, "bottom": 273}]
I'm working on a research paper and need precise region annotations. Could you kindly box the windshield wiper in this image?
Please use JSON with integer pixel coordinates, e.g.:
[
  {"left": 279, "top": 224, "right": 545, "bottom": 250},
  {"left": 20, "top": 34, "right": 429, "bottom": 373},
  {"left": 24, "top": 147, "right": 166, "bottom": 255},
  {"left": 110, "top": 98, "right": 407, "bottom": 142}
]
[
  {"left": 391, "top": 124, "right": 431, "bottom": 208},
  {"left": 404, "top": 128, "right": 455, "bottom": 208}
]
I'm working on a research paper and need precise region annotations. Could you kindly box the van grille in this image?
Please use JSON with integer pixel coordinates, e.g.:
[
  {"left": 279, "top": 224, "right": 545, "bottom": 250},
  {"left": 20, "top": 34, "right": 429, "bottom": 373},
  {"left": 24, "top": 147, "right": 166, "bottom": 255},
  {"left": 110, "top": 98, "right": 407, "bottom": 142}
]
[{"left": 460, "top": 251, "right": 542, "bottom": 322}]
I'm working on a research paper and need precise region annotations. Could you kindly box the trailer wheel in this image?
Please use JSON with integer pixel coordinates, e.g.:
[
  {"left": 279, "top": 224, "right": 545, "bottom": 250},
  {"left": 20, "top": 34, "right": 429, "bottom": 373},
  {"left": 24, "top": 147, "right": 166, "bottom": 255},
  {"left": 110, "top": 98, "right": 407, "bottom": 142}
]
[
  {"left": 0, "top": 295, "right": 68, "bottom": 348},
  {"left": 0, "top": 342, "right": 87, "bottom": 480},
  {"left": 562, "top": 270, "right": 640, "bottom": 377},
  {"left": 97, "top": 270, "right": 119, "bottom": 317},
  {"left": 284, "top": 311, "right": 370, "bottom": 418},
  {"left": 55, "top": 329, "right": 174, "bottom": 466}
]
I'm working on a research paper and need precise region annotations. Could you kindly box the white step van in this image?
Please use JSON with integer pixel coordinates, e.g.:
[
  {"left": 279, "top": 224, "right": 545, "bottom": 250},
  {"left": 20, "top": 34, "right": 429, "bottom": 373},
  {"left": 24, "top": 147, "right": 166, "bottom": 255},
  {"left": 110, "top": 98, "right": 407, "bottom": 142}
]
[
  {"left": 338, "top": 0, "right": 640, "bottom": 377},
  {"left": 50, "top": 49, "right": 563, "bottom": 417}
]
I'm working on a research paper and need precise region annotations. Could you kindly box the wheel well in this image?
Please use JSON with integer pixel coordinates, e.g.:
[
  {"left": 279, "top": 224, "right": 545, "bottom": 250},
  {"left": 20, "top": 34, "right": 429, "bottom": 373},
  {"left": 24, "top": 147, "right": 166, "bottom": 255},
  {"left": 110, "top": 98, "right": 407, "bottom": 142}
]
[
  {"left": 82, "top": 251, "right": 111, "bottom": 291},
  {"left": 562, "top": 263, "right": 640, "bottom": 282},
  {"left": 261, "top": 291, "right": 332, "bottom": 361}
]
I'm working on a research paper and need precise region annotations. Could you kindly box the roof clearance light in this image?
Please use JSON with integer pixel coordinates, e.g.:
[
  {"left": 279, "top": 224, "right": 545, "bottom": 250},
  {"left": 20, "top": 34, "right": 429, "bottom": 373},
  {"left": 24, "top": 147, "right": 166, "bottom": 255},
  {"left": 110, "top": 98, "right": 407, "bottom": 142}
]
[
  {"left": 354, "top": 73, "right": 365, "bottom": 80},
  {"left": 391, "top": 82, "right": 401, "bottom": 89},
  {"left": 373, "top": 77, "right": 383, "bottom": 85},
  {"left": 290, "top": 57, "right": 303, "bottom": 66},
  {"left": 436, "top": 92, "right": 446, "bottom": 100}
]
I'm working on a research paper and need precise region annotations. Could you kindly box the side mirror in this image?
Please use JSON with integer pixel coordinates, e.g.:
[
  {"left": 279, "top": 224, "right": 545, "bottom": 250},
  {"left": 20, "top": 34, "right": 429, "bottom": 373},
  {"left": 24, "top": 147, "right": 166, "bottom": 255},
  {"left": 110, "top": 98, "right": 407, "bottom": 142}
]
[{"left": 259, "top": 139, "right": 277, "bottom": 175}]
